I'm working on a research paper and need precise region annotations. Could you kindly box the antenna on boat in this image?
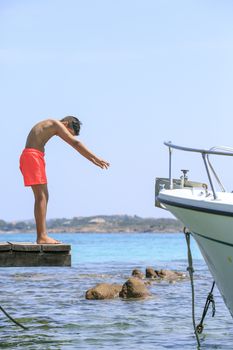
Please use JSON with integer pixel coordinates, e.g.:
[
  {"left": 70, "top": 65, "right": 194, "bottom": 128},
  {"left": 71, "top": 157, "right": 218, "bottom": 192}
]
[{"left": 168, "top": 142, "right": 173, "bottom": 189}]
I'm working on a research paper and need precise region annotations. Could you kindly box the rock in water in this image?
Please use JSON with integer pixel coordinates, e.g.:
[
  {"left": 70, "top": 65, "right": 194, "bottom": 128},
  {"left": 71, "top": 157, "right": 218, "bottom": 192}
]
[
  {"left": 132, "top": 269, "right": 144, "bottom": 279},
  {"left": 85, "top": 283, "right": 122, "bottom": 300},
  {"left": 157, "top": 269, "right": 186, "bottom": 282},
  {"left": 145, "top": 267, "right": 159, "bottom": 279},
  {"left": 145, "top": 267, "right": 186, "bottom": 282},
  {"left": 119, "top": 277, "right": 151, "bottom": 299}
]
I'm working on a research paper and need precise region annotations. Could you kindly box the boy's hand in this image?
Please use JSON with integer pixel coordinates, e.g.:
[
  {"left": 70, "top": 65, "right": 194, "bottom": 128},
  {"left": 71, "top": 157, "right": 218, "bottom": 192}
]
[{"left": 92, "top": 158, "right": 110, "bottom": 169}]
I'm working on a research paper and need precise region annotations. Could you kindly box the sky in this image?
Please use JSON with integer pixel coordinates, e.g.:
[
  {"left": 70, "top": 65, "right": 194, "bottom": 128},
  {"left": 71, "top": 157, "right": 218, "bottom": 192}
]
[{"left": 1, "top": 0, "right": 233, "bottom": 221}]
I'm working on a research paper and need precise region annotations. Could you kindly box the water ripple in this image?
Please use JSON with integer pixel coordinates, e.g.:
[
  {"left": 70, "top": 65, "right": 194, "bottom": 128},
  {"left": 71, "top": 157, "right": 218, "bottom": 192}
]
[{"left": 0, "top": 233, "right": 232, "bottom": 349}]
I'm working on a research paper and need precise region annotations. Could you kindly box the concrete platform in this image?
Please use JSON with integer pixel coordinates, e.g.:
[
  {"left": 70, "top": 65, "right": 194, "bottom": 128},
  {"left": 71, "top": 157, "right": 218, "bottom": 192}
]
[{"left": 0, "top": 242, "right": 71, "bottom": 267}]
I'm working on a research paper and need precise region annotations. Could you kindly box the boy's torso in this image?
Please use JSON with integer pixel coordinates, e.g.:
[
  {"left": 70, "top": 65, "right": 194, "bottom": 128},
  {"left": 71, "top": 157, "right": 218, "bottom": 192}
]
[{"left": 25, "top": 119, "right": 57, "bottom": 152}]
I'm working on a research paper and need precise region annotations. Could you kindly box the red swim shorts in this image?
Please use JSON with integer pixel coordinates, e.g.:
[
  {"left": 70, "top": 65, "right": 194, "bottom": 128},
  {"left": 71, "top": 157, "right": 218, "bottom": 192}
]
[{"left": 19, "top": 148, "right": 47, "bottom": 186}]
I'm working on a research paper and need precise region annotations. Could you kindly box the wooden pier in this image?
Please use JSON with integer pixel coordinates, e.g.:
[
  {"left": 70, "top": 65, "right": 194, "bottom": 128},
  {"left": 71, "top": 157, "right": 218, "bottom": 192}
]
[{"left": 0, "top": 242, "right": 71, "bottom": 267}]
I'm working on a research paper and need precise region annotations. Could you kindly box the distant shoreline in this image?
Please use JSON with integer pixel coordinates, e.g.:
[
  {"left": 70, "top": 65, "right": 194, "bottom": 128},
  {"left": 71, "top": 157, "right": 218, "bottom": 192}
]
[
  {"left": 0, "top": 230, "right": 182, "bottom": 234},
  {"left": 0, "top": 215, "right": 183, "bottom": 234}
]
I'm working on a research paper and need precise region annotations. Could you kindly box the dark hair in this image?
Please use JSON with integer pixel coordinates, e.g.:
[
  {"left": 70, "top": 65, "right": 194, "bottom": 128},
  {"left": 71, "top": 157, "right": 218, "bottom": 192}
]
[{"left": 60, "top": 116, "right": 82, "bottom": 136}]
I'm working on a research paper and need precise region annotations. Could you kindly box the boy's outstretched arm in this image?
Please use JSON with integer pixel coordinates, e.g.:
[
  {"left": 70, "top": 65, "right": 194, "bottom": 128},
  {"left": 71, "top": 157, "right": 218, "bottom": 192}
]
[
  {"left": 55, "top": 120, "right": 110, "bottom": 169},
  {"left": 74, "top": 141, "right": 110, "bottom": 169}
]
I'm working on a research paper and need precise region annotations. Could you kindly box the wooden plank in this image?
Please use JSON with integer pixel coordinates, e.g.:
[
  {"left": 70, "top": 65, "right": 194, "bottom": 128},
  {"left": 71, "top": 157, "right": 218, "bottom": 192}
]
[
  {"left": 0, "top": 242, "right": 72, "bottom": 267},
  {"left": 0, "top": 251, "right": 71, "bottom": 267},
  {"left": 0, "top": 243, "right": 11, "bottom": 251},
  {"left": 5, "top": 242, "right": 71, "bottom": 253},
  {"left": 42, "top": 244, "right": 71, "bottom": 252},
  {"left": 7, "top": 242, "right": 41, "bottom": 252}
]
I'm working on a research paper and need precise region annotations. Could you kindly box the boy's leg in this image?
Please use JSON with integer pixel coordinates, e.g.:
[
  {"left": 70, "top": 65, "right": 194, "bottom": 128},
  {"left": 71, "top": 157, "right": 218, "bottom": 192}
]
[{"left": 31, "top": 184, "right": 60, "bottom": 244}]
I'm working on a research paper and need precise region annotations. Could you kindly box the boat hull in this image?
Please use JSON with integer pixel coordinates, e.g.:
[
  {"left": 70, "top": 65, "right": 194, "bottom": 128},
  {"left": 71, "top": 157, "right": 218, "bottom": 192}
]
[{"left": 162, "top": 201, "right": 233, "bottom": 317}]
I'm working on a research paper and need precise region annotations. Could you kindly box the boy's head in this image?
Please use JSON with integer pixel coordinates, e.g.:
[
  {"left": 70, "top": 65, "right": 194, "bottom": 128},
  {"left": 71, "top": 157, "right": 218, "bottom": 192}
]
[{"left": 60, "top": 116, "right": 82, "bottom": 136}]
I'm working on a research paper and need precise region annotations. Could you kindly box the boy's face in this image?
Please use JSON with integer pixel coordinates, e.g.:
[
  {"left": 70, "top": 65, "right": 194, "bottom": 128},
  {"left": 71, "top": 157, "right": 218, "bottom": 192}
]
[
  {"left": 63, "top": 121, "right": 76, "bottom": 136},
  {"left": 67, "top": 127, "right": 75, "bottom": 136}
]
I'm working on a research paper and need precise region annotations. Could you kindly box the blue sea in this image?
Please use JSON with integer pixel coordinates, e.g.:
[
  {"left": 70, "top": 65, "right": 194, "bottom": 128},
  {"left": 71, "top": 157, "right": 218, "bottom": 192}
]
[{"left": 0, "top": 232, "right": 232, "bottom": 349}]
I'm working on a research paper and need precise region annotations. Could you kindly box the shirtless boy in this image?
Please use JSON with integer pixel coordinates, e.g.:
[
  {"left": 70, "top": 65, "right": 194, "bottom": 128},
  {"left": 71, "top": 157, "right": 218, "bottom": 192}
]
[{"left": 19, "top": 116, "right": 110, "bottom": 244}]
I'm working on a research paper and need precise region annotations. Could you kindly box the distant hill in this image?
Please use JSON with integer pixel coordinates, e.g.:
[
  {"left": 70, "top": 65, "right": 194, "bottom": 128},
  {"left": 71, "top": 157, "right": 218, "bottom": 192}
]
[{"left": 0, "top": 215, "right": 183, "bottom": 233}]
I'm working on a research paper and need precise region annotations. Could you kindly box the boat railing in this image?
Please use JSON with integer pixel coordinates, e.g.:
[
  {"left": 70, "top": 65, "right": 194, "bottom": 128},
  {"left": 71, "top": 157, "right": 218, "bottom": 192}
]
[{"left": 164, "top": 141, "right": 233, "bottom": 200}]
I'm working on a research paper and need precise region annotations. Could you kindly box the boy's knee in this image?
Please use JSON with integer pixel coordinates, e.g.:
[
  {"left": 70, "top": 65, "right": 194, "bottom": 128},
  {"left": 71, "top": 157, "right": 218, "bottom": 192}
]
[
  {"left": 32, "top": 185, "right": 48, "bottom": 202},
  {"left": 35, "top": 192, "right": 47, "bottom": 203}
]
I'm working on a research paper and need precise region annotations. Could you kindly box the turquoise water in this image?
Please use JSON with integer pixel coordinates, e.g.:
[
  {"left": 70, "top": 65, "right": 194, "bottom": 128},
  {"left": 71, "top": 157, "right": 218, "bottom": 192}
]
[{"left": 0, "top": 232, "right": 232, "bottom": 349}]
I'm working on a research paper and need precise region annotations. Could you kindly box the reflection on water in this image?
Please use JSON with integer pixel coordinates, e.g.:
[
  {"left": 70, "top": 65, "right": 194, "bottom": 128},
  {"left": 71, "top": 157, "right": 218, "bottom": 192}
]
[{"left": 0, "top": 233, "right": 232, "bottom": 349}]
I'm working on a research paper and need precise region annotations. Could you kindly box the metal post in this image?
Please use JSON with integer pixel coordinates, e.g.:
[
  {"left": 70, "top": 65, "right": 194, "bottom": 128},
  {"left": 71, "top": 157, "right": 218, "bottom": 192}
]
[
  {"left": 202, "top": 153, "right": 217, "bottom": 200},
  {"left": 169, "top": 146, "right": 173, "bottom": 189}
]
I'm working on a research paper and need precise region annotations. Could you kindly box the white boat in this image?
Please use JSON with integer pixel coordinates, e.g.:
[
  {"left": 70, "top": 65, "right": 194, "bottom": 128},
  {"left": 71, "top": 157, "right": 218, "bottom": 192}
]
[{"left": 155, "top": 141, "right": 233, "bottom": 318}]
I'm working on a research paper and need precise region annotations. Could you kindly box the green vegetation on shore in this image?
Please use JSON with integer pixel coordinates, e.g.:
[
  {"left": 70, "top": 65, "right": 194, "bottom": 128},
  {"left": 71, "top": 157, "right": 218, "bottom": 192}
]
[{"left": 0, "top": 215, "right": 182, "bottom": 233}]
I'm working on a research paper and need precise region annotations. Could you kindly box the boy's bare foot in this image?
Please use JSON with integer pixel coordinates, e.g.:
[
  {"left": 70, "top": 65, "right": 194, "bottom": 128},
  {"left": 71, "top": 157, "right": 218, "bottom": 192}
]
[{"left": 37, "top": 236, "right": 61, "bottom": 244}]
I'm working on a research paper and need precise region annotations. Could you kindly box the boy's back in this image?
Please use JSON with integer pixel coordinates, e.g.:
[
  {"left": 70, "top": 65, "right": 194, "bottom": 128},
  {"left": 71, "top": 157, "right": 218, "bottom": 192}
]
[{"left": 25, "top": 119, "right": 60, "bottom": 152}]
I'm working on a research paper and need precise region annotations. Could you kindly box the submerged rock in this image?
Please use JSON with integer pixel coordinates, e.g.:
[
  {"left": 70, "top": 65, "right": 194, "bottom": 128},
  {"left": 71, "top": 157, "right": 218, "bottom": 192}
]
[
  {"left": 85, "top": 283, "right": 122, "bottom": 300},
  {"left": 157, "top": 269, "right": 186, "bottom": 282},
  {"left": 119, "top": 277, "right": 151, "bottom": 299},
  {"left": 145, "top": 267, "right": 186, "bottom": 282},
  {"left": 132, "top": 269, "right": 144, "bottom": 279},
  {"left": 145, "top": 267, "right": 159, "bottom": 279},
  {"left": 85, "top": 266, "right": 186, "bottom": 301}
]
